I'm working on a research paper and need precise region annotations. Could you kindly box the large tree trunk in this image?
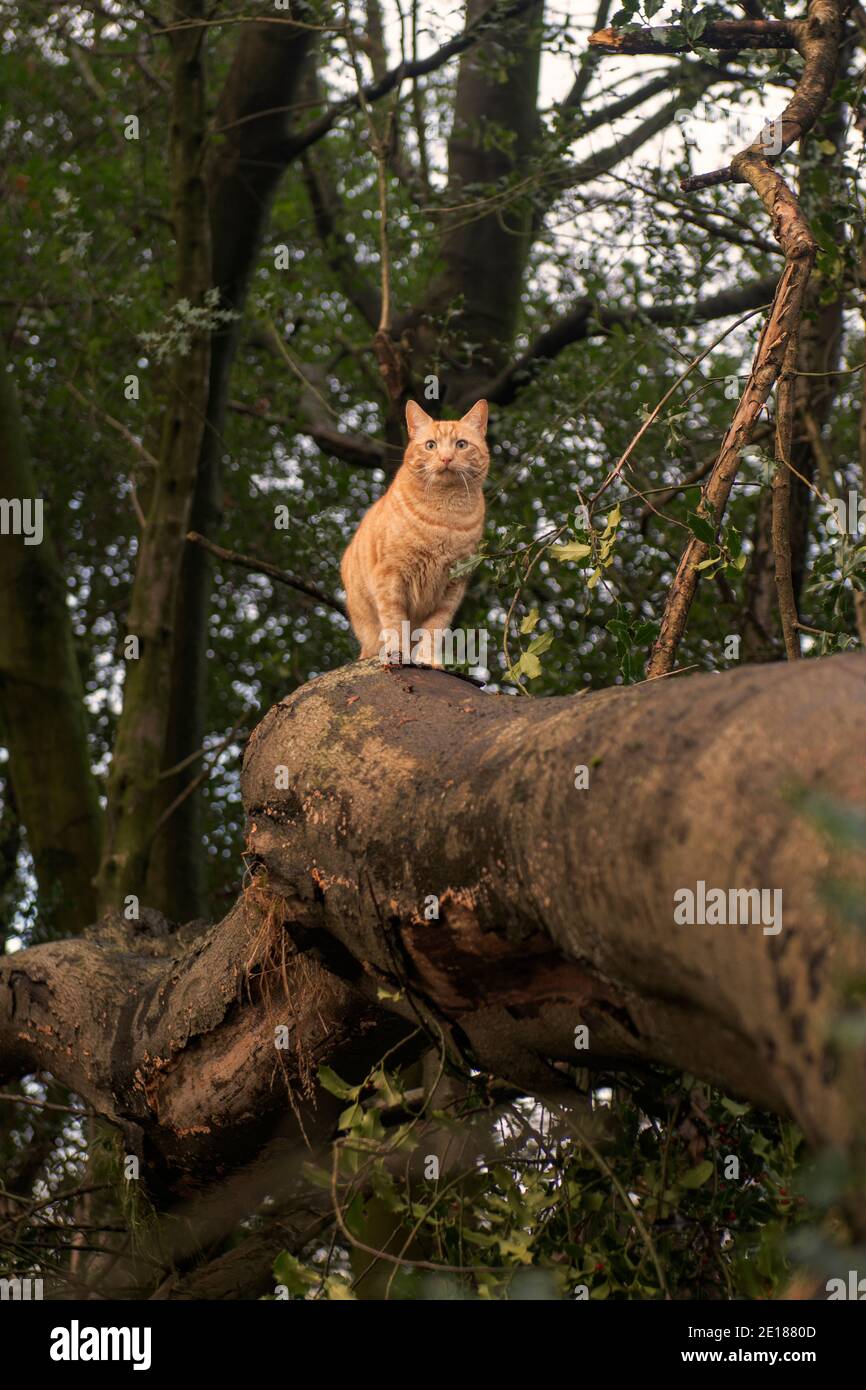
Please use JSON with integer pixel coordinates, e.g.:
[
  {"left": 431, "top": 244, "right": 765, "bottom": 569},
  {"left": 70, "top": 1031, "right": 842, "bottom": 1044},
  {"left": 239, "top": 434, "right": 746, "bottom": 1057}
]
[
  {"left": 96, "top": 2, "right": 213, "bottom": 912},
  {"left": 418, "top": 0, "right": 545, "bottom": 404},
  {"left": 0, "top": 338, "right": 101, "bottom": 936},
  {"left": 146, "top": 15, "right": 314, "bottom": 921},
  {"left": 2, "top": 653, "right": 865, "bottom": 1211}
]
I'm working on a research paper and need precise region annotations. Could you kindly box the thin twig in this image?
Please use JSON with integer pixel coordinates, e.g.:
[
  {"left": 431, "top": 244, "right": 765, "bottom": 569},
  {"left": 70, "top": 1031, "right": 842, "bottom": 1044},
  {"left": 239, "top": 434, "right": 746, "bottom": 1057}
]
[
  {"left": 772, "top": 329, "right": 802, "bottom": 660},
  {"left": 63, "top": 378, "right": 160, "bottom": 470},
  {"left": 590, "top": 305, "right": 769, "bottom": 511},
  {"left": 0, "top": 1092, "right": 99, "bottom": 1118},
  {"left": 186, "top": 531, "right": 346, "bottom": 616},
  {"left": 151, "top": 708, "right": 253, "bottom": 838}
]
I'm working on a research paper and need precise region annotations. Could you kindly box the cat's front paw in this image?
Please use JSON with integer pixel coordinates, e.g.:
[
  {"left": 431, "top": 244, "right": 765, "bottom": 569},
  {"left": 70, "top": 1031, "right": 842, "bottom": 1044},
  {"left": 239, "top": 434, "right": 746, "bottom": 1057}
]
[
  {"left": 412, "top": 631, "right": 437, "bottom": 667},
  {"left": 377, "top": 626, "right": 404, "bottom": 665}
]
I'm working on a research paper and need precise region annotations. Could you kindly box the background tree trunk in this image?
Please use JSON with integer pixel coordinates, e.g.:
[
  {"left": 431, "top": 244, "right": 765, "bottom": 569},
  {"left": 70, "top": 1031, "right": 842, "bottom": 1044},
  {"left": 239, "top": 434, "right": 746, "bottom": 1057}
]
[
  {"left": 146, "top": 16, "right": 314, "bottom": 921},
  {"left": 0, "top": 338, "right": 101, "bottom": 936},
  {"left": 97, "top": 2, "right": 213, "bottom": 913}
]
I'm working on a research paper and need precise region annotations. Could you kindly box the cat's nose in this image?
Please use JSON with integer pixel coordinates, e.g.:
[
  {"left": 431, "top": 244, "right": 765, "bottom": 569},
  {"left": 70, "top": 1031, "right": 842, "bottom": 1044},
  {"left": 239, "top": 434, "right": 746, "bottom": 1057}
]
[{"left": 439, "top": 454, "right": 453, "bottom": 467}]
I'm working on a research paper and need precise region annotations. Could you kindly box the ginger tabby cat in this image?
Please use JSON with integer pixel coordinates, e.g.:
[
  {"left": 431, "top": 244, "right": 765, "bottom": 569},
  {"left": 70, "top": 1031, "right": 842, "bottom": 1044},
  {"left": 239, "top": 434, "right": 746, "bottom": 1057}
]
[{"left": 341, "top": 399, "right": 489, "bottom": 665}]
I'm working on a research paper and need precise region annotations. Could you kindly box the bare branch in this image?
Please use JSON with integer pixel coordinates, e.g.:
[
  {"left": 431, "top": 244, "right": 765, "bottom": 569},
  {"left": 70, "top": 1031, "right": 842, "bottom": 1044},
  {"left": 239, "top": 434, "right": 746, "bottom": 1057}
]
[
  {"left": 286, "top": 0, "right": 538, "bottom": 160},
  {"left": 474, "top": 276, "right": 779, "bottom": 409},
  {"left": 643, "top": 0, "right": 841, "bottom": 677},
  {"left": 588, "top": 20, "right": 799, "bottom": 55},
  {"left": 773, "top": 330, "right": 803, "bottom": 660},
  {"left": 185, "top": 531, "right": 346, "bottom": 616}
]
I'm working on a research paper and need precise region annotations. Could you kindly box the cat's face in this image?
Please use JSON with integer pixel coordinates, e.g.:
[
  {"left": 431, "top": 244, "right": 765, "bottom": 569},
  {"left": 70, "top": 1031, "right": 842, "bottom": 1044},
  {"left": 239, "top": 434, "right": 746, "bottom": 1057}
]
[{"left": 404, "top": 400, "right": 489, "bottom": 488}]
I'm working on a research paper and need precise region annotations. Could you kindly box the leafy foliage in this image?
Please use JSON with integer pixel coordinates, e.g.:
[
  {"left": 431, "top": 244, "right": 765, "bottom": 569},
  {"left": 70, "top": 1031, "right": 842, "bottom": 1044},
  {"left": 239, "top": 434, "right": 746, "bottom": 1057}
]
[{"left": 1, "top": 0, "right": 865, "bottom": 1300}]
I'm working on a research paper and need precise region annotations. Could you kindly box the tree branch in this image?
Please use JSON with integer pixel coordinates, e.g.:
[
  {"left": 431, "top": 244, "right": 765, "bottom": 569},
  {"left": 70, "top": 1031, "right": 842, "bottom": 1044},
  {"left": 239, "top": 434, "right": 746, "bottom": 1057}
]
[
  {"left": 3, "top": 655, "right": 865, "bottom": 1213},
  {"left": 588, "top": 21, "right": 799, "bottom": 55},
  {"left": 646, "top": 0, "right": 841, "bottom": 677},
  {"left": 772, "top": 329, "right": 802, "bottom": 660},
  {"left": 474, "top": 275, "right": 779, "bottom": 409},
  {"left": 185, "top": 531, "right": 346, "bottom": 616},
  {"left": 285, "top": 0, "right": 539, "bottom": 160}
]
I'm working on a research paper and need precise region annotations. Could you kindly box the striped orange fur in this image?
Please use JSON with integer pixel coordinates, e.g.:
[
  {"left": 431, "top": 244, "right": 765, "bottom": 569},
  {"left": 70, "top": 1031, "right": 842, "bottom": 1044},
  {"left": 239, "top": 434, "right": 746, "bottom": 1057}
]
[{"left": 341, "top": 399, "right": 489, "bottom": 664}]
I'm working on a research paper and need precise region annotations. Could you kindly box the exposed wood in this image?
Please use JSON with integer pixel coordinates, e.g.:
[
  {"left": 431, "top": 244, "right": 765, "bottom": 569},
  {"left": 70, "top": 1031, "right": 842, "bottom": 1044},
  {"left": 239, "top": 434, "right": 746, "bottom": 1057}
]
[{"left": 4, "top": 656, "right": 865, "bottom": 1212}]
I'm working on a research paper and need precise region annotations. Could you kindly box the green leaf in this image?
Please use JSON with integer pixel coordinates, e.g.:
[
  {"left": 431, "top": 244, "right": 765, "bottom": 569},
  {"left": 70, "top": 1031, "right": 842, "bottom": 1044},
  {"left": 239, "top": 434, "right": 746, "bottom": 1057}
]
[
  {"left": 273, "top": 1251, "right": 316, "bottom": 1295},
  {"left": 519, "top": 607, "right": 540, "bottom": 634},
  {"left": 318, "top": 1065, "right": 360, "bottom": 1101},
  {"left": 498, "top": 1233, "right": 534, "bottom": 1264},
  {"left": 721, "top": 1098, "right": 751, "bottom": 1117},
  {"left": 551, "top": 541, "right": 593, "bottom": 562},
  {"left": 688, "top": 512, "right": 716, "bottom": 545},
  {"left": 526, "top": 629, "right": 554, "bottom": 656},
  {"left": 680, "top": 1159, "right": 714, "bottom": 1189},
  {"left": 451, "top": 552, "right": 483, "bottom": 579},
  {"left": 338, "top": 1100, "right": 364, "bottom": 1130}
]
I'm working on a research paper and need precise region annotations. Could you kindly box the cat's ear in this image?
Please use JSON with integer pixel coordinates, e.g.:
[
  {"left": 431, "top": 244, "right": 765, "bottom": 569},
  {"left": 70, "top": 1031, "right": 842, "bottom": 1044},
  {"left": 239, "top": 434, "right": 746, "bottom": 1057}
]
[
  {"left": 406, "top": 400, "right": 433, "bottom": 437},
  {"left": 460, "top": 399, "right": 488, "bottom": 436}
]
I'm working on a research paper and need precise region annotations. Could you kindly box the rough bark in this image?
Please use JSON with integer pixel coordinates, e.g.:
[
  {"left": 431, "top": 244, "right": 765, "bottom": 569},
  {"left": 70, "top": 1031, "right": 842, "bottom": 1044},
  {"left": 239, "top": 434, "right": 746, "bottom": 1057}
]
[
  {"left": 146, "top": 15, "right": 314, "bottom": 921},
  {"left": 3, "top": 654, "right": 865, "bottom": 1211},
  {"left": 589, "top": 22, "right": 800, "bottom": 55},
  {"left": 417, "top": 0, "right": 545, "bottom": 403},
  {"left": 96, "top": 2, "right": 213, "bottom": 912},
  {"left": 772, "top": 329, "right": 802, "bottom": 660},
  {"left": 0, "top": 337, "right": 101, "bottom": 936}
]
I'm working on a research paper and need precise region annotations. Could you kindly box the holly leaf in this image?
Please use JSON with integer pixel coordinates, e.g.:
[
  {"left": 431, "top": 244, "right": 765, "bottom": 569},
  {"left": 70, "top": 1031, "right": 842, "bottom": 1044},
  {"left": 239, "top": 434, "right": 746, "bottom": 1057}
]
[{"left": 551, "top": 541, "right": 593, "bottom": 562}]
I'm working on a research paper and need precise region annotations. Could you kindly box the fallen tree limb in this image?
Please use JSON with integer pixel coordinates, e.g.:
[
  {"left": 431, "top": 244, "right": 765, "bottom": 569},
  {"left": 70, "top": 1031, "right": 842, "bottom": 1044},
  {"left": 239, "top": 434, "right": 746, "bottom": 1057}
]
[{"left": 2, "top": 654, "right": 864, "bottom": 1207}]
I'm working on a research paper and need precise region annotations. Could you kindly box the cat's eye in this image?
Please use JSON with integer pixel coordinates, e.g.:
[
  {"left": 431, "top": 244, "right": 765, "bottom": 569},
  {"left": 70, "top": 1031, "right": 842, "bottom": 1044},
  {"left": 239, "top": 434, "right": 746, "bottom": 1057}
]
[
  {"left": 425, "top": 440, "right": 437, "bottom": 450},
  {"left": 455, "top": 439, "right": 467, "bottom": 449}
]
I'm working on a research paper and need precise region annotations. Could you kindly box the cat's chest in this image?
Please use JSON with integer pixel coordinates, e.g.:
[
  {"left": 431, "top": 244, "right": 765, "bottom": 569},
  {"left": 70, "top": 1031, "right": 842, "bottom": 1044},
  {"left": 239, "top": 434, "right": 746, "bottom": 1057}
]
[
  {"left": 413, "top": 523, "right": 478, "bottom": 560},
  {"left": 404, "top": 497, "right": 483, "bottom": 555}
]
